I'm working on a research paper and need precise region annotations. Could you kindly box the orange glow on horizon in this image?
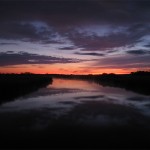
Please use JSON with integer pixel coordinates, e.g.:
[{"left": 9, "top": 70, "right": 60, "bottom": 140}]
[{"left": 0, "top": 64, "right": 139, "bottom": 74}]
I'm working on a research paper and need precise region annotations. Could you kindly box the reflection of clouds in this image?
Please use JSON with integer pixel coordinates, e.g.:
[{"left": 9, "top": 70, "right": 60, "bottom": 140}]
[
  {"left": 64, "top": 100, "right": 150, "bottom": 128},
  {"left": 78, "top": 115, "right": 128, "bottom": 127},
  {"left": 22, "top": 87, "right": 86, "bottom": 99},
  {"left": 0, "top": 107, "right": 67, "bottom": 131},
  {"left": 126, "top": 96, "right": 150, "bottom": 117}
]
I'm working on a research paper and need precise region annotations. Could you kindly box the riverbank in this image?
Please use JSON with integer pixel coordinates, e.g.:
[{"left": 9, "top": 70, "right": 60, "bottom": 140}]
[
  {"left": 95, "top": 72, "right": 150, "bottom": 95},
  {"left": 0, "top": 74, "right": 52, "bottom": 104}
]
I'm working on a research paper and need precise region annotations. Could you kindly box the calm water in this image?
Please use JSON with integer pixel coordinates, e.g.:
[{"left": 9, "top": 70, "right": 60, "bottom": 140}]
[{"left": 0, "top": 78, "right": 150, "bottom": 131}]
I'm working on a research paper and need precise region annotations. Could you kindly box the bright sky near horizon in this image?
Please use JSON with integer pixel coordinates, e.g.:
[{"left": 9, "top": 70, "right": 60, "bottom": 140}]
[{"left": 0, "top": 0, "right": 150, "bottom": 74}]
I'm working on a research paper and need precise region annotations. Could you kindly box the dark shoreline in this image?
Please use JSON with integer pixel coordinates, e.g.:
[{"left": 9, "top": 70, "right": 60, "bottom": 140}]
[{"left": 0, "top": 74, "right": 52, "bottom": 104}]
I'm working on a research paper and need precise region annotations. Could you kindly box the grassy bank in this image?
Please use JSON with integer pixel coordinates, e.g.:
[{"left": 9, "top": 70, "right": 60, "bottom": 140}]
[{"left": 0, "top": 73, "right": 52, "bottom": 103}]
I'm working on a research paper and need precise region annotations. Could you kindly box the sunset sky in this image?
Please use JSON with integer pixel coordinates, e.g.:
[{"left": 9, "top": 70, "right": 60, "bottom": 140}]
[{"left": 0, "top": 0, "right": 150, "bottom": 74}]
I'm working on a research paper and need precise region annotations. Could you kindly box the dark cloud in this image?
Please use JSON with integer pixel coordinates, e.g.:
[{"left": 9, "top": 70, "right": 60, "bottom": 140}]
[
  {"left": 0, "top": 42, "right": 18, "bottom": 45},
  {"left": 64, "top": 23, "right": 150, "bottom": 51},
  {"left": 0, "top": 21, "right": 60, "bottom": 44},
  {"left": 106, "top": 50, "right": 118, "bottom": 54},
  {"left": 42, "top": 40, "right": 63, "bottom": 45},
  {"left": 74, "top": 52, "right": 105, "bottom": 56},
  {"left": 144, "top": 44, "right": 150, "bottom": 47},
  {"left": 0, "top": 0, "right": 150, "bottom": 24},
  {"left": 127, "top": 96, "right": 146, "bottom": 102},
  {"left": 94, "top": 55, "right": 150, "bottom": 69},
  {"left": 67, "top": 31, "right": 129, "bottom": 51},
  {"left": 74, "top": 95, "right": 105, "bottom": 100},
  {"left": 1, "top": 21, "right": 149, "bottom": 51},
  {"left": 0, "top": 1, "right": 150, "bottom": 50},
  {"left": 126, "top": 50, "right": 150, "bottom": 55},
  {"left": 0, "top": 51, "right": 82, "bottom": 66},
  {"left": 127, "top": 23, "right": 148, "bottom": 33},
  {"left": 59, "top": 46, "right": 76, "bottom": 50},
  {"left": 0, "top": 22, "right": 38, "bottom": 40}
]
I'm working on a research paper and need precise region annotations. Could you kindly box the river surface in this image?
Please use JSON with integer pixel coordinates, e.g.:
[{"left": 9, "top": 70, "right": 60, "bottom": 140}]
[{"left": 0, "top": 78, "right": 150, "bottom": 131}]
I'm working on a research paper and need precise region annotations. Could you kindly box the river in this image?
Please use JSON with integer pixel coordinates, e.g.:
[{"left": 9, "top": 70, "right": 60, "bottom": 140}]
[{"left": 0, "top": 78, "right": 150, "bottom": 132}]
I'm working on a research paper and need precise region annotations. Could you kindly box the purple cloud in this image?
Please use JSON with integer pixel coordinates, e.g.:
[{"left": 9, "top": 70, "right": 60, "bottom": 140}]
[
  {"left": 94, "top": 55, "right": 150, "bottom": 69},
  {"left": 74, "top": 52, "right": 105, "bottom": 56},
  {"left": 0, "top": 51, "right": 83, "bottom": 66}
]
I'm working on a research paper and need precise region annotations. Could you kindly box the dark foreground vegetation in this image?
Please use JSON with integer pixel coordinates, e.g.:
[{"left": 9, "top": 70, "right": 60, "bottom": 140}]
[
  {"left": 52, "top": 71, "right": 150, "bottom": 95},
  {"left": 0, "top": 73, "right": 52, "bottom": 104}
]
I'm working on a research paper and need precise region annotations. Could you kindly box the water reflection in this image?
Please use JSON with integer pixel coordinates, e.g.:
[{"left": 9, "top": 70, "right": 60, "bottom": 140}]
[{"left": 0, "top": 78, "right": 150, "bottom": 131}]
